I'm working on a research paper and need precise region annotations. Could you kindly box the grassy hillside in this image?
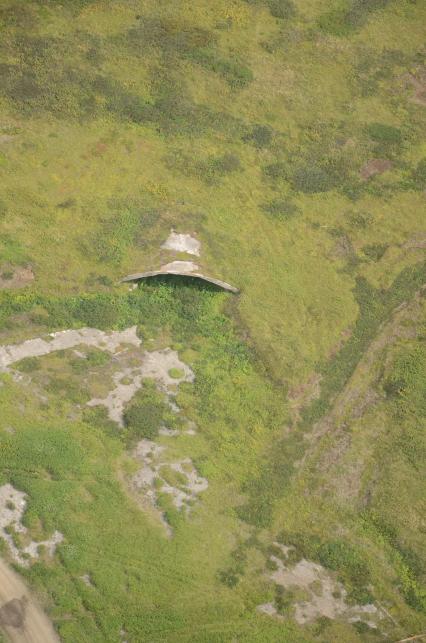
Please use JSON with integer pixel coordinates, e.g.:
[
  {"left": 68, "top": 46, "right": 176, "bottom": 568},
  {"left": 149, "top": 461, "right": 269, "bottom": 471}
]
[{"left": 0, "top": 0, "right": 425, "bottom": 641}]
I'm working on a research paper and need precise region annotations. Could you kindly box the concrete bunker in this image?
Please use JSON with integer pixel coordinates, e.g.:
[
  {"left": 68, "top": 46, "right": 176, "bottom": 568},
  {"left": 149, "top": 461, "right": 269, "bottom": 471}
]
[{"left": 121, "top": 261, "right": 239, "bottom": 294}]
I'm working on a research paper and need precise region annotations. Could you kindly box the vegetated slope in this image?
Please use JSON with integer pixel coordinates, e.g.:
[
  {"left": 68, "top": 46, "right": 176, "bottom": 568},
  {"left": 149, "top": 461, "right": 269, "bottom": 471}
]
[{"left": 0, "top": 0, "right": 424, "bottom": 641}]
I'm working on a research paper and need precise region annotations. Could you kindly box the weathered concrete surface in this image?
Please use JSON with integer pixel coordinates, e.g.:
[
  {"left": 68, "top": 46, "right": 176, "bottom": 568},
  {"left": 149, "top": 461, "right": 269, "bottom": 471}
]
[
  {"left": 131, "top": 438, "right": 208, "bottom": 523},
  {"left": 258, "top": 545, "right": 383, "bottom": 628},
  {"left": 0, "top": 327, "right": 141, "bottom": 372},
  {"left": 0, "top": 558, "right": 59, "bottom": 643},
  {"left": 161, "top": 232, "right": 201, "bottom": 256},
  {"left": 87, "top": 348, "right": 194, "bottom": 426},
  {"left": 121, "top": 261, "right": 239, "bottom": 293},
  {"left": 0, "top": 484, "right": 63, "bottom": 567}
]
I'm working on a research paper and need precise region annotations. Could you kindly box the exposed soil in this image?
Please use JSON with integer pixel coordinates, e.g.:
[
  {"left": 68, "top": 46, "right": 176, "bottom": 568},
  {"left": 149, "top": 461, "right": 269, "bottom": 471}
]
[
  {"left": 0, "top": 558, "right": 59, "bottom": 643},
  {"left": 404, "top": 234, "right": 426, "bottom": 250},
  {"left": 360, "top": 159, "right": 393, "bottom": 180},
  {"left": 0, "top": 266, "right": 34, "bottom": 290},
  {"left": 405, "top": 70, "right": 426, "bottom": 106},
  {"left": 287, "top": 373, "right": 321, "bottom": 424}
]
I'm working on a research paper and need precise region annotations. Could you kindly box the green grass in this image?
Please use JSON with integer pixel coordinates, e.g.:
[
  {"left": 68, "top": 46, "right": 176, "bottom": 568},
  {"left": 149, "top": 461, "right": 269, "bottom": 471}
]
[{"left": 0, "top": 0, "right": 425, "bottom": 640}]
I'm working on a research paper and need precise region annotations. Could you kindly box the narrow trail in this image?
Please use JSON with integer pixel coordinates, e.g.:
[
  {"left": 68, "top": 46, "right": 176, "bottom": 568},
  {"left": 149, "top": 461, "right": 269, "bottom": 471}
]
[
  {"left": 0, "top": 558, "right": 59, "bottom": 643},
  {"left": 299, "top": 287, "right": 425, "bottom": 480}
]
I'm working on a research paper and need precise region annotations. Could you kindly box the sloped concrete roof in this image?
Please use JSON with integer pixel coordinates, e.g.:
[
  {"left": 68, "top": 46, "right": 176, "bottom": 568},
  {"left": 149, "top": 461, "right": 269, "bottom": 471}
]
[{"left": 121, "top": 261, "right": 239, "bottom": 293}]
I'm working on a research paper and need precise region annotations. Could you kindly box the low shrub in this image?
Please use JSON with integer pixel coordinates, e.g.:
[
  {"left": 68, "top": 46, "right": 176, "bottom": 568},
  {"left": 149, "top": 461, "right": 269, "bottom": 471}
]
[
  {"left": 267, "top": 0, "right": 296, "bottom": 20},
  {"left": 126, "top": 17, "right": 215, "bottom": 56},
  {"left": 15, "top": 356, "right": 40, "bottom": 372},
  {"left": 244, "top": 124, "right": 273, "bottom": 148},
  {"left": 317, "top": 541, "right": 371, "bottom": 597},
  {"left": 409, "top": 157, "right": 426, "bottom": 191},
  {"left": 366, "top": 122, "right": 402, "bottom": 145},
  {"left": 197, "top": 153, "right": 241, "bottom": 184},
  {"left": 218, "top": 569, "right": 239, "bottom": 587},
  {"left": 362, "top": 244, "right": 387, "bottom": 261},
  {"left": 86, "top": 349, "right": 110, "bottom": 367},
  {"left": 261, "top": 199, "right": 300, "bottom": 220},
  {"left": 82, "top": 406, "right": 118, "bottom": 438},
  {"left": 56, "top": 198, "right": 76, "bottom": 209},
  {"left": 47, "top": 377, "right": 88, "bottom": 404},
  {"left": 292, "top": 164, "right": 339, "bottom": 193},
  {"left": 0, "top": 200, "right": 7, "bottom": 220},
  {"left": 318, "top": 0, "right": 390, "bottom": 36},
  {"left": 123, "top": 383, "right": 169, "bottom": 444},
  {"left": 262, "top": 162, "right": 288, "bottom": 180},
  {"left": 186, "top": 48, "right": 253, "bottom": 88}
]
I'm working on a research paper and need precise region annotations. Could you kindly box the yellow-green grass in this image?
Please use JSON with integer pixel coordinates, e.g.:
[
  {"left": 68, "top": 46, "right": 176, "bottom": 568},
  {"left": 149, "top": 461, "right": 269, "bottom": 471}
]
[
  {"left": 0, "top": 0, "right": 424, "bottom": 388},
  {"left": 0, "top": 0, "right": 425, "bottom": 640}
]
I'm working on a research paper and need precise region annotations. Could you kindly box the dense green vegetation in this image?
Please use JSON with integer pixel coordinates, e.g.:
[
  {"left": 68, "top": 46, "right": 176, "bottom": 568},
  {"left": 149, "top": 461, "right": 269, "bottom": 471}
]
[{"left": 0, "top": 0, "right": 424, "bottom": 641}]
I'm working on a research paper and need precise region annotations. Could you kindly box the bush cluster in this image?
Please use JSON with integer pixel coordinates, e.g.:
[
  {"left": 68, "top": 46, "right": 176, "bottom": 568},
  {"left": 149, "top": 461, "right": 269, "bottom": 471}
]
[{"left": 123, "top": 382, "right": 169, "bottom": 444}]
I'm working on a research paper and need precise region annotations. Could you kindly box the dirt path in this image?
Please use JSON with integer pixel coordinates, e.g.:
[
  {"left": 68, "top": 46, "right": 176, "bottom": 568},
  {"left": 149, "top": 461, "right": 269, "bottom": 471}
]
[
  {"left": 303, "top": 288, "right": 425, "bottom": 452},
  {"left": 0, "top": 558, "right": 59, "bottom": 643},
  {"left": 299, "top": 288, "right": 425, "bottom": 499}
]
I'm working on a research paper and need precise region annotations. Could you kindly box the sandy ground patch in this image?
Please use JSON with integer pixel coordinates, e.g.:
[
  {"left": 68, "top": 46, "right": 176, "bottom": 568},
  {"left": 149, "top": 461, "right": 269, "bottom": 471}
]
[
  {"left": 161, "top": 231, "right": 201, "bottom": 256},
  {"left": 0, "top": 326, "right": 141, "bottom": 371},
  {"left": 0, "top": 558, "right": 59, "bottom": 643},
  {"left": 0, "top": 484, "right": 63, "bottom": 567},
  {"left": 258, "top": 546, "right": 383, "bottom": 627}
]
